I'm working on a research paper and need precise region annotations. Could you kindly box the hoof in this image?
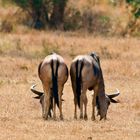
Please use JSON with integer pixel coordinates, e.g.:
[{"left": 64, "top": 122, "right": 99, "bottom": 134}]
[
  {"left": 84, "top": 115, "right": 88, "bottom": 121},
  {"left": 43, "top": 115, "right": 48, "bottom": 120},
  {"left": 74, "top": 116, "right": 77, "bottom": 120},
  {"left": 80, "top": 115, "right": 83, "bottom": 119},
  {"left": 100, "top": 116, "right": 104, "bottom": 121},
  {"left": 91, "top": 116, "right": 95, "bottom": 121},
  {"left": 53, "top": 115, "right": 56, "bottom": 121},
  {"left": 60, "top": 115, "right": 64, "bottom": 120}
]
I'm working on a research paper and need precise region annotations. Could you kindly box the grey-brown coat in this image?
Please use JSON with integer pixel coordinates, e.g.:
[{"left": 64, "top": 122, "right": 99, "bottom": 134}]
[
  {"left": 70, "top": 52, "right": 120, "bottom": 120},
  {"left": 32, "top": 53, "right": 68, "bottom": 120}
]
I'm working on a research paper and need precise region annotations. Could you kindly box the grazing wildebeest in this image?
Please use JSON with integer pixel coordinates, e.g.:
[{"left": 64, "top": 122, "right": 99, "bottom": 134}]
[
  {"left": 70, "top": 52, "right": 120, "bottom": 120},
  {"left": 32, "top": 53, "right": 68, "bottom": 120}
]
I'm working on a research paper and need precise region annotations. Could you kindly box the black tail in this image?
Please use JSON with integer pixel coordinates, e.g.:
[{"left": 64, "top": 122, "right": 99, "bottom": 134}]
[
  {"left": 51, "top": 60, "right": 59, "bottom": 107},
  {"left": 76, "top": 60, "right": 84, "bottom": 108}
]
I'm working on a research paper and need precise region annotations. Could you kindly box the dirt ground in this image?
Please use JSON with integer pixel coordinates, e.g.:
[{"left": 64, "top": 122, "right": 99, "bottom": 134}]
[{"left": 0, "top": 32, "right": 140, "bottom": 140}]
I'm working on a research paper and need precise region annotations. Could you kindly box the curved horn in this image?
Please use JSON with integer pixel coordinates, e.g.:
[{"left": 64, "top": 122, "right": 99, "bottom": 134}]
[
  {"left": 30, "top": 84, "right": 43, "bottom": 97},
  {"left": 107, "top": 89, "right": 120, "bottom": 103},
  {"left": 107, "top": 88, "right": 120, "bottom": 99}
]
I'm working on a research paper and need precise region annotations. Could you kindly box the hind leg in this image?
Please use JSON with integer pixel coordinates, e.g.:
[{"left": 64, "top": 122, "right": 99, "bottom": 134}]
[
  {"left": 42, "top": 84, "right": 52, "bottom": 120},
  {"left": 74, "top": 96, "right": 78, "bottom": 119},
  {"left": 58, "top": 86, "right": 64, "bottom": 120},
  {"left": 43, "top": 88, "right": 51, "bottom": 120},
  {"left": 72, "top": 83, "right": 78, "bottom": 119},
  {"left": 83, "top": 93, "right": 88, "bottom": 120},
  {"left": 53, "top": 98, "right": 56, "bottom": 120},
  {"left": 80, "top": 95, "right": 83, "bottom": 119}
]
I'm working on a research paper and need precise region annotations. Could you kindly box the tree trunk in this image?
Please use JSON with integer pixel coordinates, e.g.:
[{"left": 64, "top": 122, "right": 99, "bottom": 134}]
[
  {"left": 33, "top": 6, "right": 49, "bottom": 29},
  {"left": 50, "top": 0, "right": 67, "bottom": 29}
]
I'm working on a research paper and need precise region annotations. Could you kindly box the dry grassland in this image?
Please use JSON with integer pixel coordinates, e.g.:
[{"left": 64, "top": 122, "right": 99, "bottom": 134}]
[{"left": 0, "top": 30, "right": 140, "bottom": 140}]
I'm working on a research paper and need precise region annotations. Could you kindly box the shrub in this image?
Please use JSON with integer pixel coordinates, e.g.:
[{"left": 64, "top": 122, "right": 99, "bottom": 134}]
[
  {"left": 0, "top": 20, "right": 13, "bottom": 33},
  {"left": 124, "top": 0, "right": 140, "bottom": 35},
  {"left": 64, "top": 7, "right": 82, "bottom": 31},
  {"left": 82, "top": 9, "right": 111, "bottom": 35}
]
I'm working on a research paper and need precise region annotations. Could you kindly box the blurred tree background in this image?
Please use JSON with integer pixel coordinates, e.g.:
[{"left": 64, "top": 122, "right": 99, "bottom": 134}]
[
  {"left": 0, "top": 0, "right": 140, "bottom": 36},
  {"left": 2, "top": 0, "right": 68, "bottom": 29}
]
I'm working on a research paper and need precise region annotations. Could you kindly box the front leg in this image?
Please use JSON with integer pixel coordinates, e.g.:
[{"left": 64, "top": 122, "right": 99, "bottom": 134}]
[
  {"left": 91, "top": 86, "right": 98, "bottom": 121},
  {"left": 43, "top": 93, "right": 50, "bottom": 120}
]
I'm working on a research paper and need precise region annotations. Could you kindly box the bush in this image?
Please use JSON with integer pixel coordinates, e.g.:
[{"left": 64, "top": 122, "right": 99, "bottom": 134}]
[
  {"left": 0, "top": 20, "right": 13, "bottom": 33},
  {"left": 82, "top": 9, "right": 111, "bottom": 34},
  {"left": 64, "top": 7, "right": 82, "bottom": 31},
  {"left": 64, "top": 7, "right": 111, "bottom": 35},
  {"left": 124, "top": 0, "right": 140, "bottom": 35}
]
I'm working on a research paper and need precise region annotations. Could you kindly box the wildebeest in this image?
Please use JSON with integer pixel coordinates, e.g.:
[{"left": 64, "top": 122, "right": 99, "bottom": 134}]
[
  {"left": 31, "top": 53, "right": 68, "bottom": 120},
  {"left": 70, "top": 52, "right": 120, "bottom": 120}
]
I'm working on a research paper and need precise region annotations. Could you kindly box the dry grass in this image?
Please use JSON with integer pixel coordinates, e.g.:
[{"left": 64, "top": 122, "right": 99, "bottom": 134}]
[{"left": 0, "top": 30, "right": 140, "bottom": 140}]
